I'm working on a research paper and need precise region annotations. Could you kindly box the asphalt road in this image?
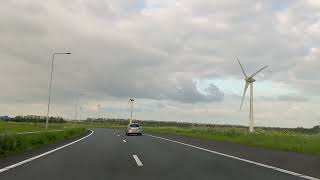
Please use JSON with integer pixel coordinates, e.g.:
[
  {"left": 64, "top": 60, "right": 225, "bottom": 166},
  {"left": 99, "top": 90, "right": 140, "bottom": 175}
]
[{"left": 0, "top": 128, "right": 316, "bottom": 180}]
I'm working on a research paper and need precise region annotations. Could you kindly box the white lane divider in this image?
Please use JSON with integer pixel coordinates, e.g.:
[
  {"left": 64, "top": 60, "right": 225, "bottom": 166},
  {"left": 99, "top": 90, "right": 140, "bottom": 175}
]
[
  {"left": 145, "top": 134, "right": 320, "bottom": 180},
  {"left": 133, "top": 155, "right": 143, "bottom": 166},
  {"left": 0, "top": 130, "right": 94, "bottom": 174},
  {"left": 123, "top": 140, "right": 127, "bottom": 143}
]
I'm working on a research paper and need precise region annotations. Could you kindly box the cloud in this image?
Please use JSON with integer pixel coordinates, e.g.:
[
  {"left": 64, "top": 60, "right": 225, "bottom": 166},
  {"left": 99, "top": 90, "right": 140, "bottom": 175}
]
[
  {"left": 277, "top": 94, "right": 308, "bottom": 102},
  {"left": 0, "top": 0, "right": 319, "bottom": 127},
  {"left": 258, "top": 94, "right": 308, "bottom": 102},
  {"left": 167, "top": 80, "right": 224, "bottom": 103}
]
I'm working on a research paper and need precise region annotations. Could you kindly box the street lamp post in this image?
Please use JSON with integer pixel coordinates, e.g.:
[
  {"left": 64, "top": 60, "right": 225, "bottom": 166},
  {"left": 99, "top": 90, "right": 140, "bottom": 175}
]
[
  {"left": 129, "top": 98, "right": 134, "bottom": 124},
  {"left": 74, "top": 93, "right": 87, "bottom": 125},
  {"left": 74, "top": 95, "right": 79, "bottom": 125},
  {"left": 46, "top": 52, "right": 71, "bottom": 130},
  {"left": 97, "top": 104, "right": 101, "bottom": 125}
]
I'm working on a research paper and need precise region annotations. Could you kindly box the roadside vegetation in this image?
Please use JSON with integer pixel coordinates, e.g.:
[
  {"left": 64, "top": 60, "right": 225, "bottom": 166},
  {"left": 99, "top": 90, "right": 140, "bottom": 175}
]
[
  {"left": 0, "top": 121, "right": 64, "bottom": 134},
  {"left": 70, "top": 119, "right": 320, "bottom": 155},
  {"left": 2, "top": 117, "right": 319, "bottom": 156},
  {"left": 0, "top": 121, "right": 86, "bottom": 158},
  {"left": 143, "top": 126, "right": 320, "bottom": 155}
]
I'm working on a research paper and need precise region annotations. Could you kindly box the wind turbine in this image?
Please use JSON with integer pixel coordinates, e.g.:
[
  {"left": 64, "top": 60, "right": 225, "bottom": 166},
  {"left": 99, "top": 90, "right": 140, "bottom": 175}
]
[
  {"left": 128, "top": 98, "right": 134, "bottom": 123},
  {"left": 237, "top": 58, "right": 268, "bottom": 133}
]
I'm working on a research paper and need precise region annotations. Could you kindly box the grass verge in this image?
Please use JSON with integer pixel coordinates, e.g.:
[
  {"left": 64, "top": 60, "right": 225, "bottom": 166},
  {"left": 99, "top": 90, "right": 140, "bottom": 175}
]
[
  {"left": 0, "top": 127, "right": 86, "bottom": 158},
  {"left": 0, "top": 121, "right": 67, "bottom": 134},
  {"left": 144, "top": 127, "right": 320, "bottom": 155}
]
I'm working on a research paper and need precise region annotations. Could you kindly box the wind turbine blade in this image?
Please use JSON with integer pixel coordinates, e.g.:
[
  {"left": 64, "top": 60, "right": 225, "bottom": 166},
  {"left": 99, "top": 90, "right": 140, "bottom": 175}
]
[
  {"left": 240, "top": 82, "right": 249, "bottom": 110},
  {"left": 249, "top": 65, "right": 268, "bottom": 78},
  {"left": 237, "top": 58, "right": 247, "bottom": 78}
]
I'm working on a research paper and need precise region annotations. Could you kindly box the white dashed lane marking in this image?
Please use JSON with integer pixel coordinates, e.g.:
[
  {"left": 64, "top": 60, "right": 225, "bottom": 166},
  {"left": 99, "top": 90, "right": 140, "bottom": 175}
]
[{"left": 133, "top": 155, "right": 143, "bottom": 167}]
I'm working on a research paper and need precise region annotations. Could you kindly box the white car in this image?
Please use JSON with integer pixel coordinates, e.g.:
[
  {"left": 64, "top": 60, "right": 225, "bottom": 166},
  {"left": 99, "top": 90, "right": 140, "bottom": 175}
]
[{"left": 126, "top": 123, "right": 143, "bottom": 136}]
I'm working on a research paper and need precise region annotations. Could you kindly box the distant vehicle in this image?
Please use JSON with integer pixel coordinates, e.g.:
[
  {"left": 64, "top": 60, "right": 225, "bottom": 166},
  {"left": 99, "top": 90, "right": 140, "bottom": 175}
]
[{"left": 126, "top": 123, "right": 142, "bottom": 136}]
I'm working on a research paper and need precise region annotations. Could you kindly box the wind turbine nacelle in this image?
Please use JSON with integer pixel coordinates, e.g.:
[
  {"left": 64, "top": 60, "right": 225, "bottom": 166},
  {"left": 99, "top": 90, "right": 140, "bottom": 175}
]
[{"left": 246, "top": 78, "right": 256, "bottom": 83}]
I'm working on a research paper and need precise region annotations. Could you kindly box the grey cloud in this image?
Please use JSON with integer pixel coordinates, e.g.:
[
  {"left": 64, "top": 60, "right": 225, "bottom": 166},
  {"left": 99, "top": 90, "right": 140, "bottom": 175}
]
[
  {"left": 277, "top": 94, "right": 308, "bottom": 102},
  {"left": 167, "top": 80, "right": 224, "bottom": 103},
  {"left": 1, "top": 1, "right": 318, "bottom": 100},
  {"left": 0, "top": 0, "right": 319, "bottom": 127},
  {"left": 258, "top": 94, "right": 308, "bottom": 102},
  {"left": 85, "top": 71, "right": 224, "bottom": 103}
]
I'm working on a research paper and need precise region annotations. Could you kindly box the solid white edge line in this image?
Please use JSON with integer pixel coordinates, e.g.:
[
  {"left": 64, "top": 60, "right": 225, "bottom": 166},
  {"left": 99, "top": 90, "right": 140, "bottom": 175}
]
[
  {"left": 145, "top": 134, "right": 320, "bottom": 180},
  {"left": 133, "top": 155, "right": 143, "bottom": 166},
  {"left": 0, "top": 129, "right": 94, "bottom": 173}
]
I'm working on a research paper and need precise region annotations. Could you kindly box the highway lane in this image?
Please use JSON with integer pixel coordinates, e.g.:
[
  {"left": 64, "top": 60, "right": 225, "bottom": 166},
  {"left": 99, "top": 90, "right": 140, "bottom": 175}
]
[{"left": 0, "top": 128, "right": 310, "bottom": 180}]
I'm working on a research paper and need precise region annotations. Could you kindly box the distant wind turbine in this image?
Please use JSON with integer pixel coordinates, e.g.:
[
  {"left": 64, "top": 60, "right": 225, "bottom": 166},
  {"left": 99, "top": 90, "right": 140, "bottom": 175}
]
[{"left": 237, "top": 58, "right": 268, "bottom": 133}]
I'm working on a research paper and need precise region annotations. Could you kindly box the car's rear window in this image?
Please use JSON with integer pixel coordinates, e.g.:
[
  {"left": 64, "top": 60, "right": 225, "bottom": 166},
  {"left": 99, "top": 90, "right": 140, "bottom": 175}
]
[{"left": 130, "top": 124, "right": 140, "bottom": 127}]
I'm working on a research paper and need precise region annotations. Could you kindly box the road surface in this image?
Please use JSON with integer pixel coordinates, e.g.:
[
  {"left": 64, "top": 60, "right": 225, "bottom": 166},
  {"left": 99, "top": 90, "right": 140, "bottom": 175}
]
[{"left": 0, "top": 129, "right": 317, "bottom": 180}]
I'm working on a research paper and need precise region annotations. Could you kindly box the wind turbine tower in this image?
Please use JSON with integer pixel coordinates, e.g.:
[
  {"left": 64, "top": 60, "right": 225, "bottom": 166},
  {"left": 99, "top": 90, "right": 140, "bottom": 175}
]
[{"left": 237, "top": 58, "right": 268, "bottom": 133}]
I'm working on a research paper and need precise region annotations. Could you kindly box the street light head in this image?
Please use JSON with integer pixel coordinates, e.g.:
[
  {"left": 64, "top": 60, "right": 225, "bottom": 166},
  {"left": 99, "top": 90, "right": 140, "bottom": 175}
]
[{"left": 53, "top": 52, "right": 72, "bottom": 55}]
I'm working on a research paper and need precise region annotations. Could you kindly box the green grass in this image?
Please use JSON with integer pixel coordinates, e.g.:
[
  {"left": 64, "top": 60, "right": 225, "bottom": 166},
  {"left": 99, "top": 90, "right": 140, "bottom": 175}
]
[
  {"left": 0, "top": 121, "right": 86, "bottom": 158},
  {"left": 68, "top": 121, "right": 127, "bottom": 129},
  {"left": 143, "top": 126, "right": 320, "bottom": 155},
  {"left": 0, "top": 121, "right": 67, "bottom": 134}
]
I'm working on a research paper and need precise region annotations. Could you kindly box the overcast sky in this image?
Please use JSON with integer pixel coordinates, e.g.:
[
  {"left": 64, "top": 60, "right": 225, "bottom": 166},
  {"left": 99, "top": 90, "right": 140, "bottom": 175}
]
[{"left": 1, "top": 0, "right": 320, "bottom": 128}]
